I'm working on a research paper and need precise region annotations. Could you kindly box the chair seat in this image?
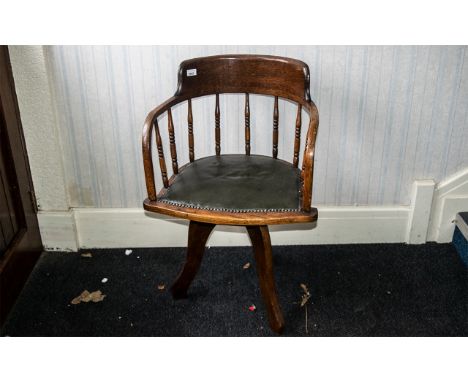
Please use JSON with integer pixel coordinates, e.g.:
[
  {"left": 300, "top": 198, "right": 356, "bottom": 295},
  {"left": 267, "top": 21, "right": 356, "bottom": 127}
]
[{"left": 158, "top": 154, "right": 302, "bottom": 212}]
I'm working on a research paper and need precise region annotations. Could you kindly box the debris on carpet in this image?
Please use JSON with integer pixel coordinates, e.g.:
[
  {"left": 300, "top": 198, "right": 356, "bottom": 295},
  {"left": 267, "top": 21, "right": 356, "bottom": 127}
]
[
  {"left": 248, "top": 304, "right": 256, "bottom": 312},
  {"left": 71, "top": 290, "right": 106, "bottom": 304},
  {"left": 243, "top": 262, "right": 251, "bottom": 269},
  {"left": 300, "top": 283, "right": 311, "bottom": 307},
  {"left": 157, "top": 283, "right": 166, "bottom": 291},
  {"left": 101, "top": 278, "right": 108, "bottom": 283},
  {"left": 81, "top": 252, "right": 92, "bottom": 258},
  {"left": 299, "top": 283, "right": 311, "bottom": 334},
  {"left": 125, "top": 249, "right": 133, "bottom": 256}
]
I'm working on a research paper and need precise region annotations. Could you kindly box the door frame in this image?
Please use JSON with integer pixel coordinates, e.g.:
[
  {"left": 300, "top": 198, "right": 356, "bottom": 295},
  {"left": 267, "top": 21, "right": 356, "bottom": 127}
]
[{"left": 0, "top": 46, "right": 42, "bottom": 325}]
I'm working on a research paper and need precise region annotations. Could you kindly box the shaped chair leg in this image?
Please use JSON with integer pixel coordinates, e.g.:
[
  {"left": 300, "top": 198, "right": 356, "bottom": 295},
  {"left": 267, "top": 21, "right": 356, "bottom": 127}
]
[
  {"left": 246, "top": 225, "right": 285, "bottom": 334},
  {"left": 170, "top": 220, "right": 215, "bottom": 299}
]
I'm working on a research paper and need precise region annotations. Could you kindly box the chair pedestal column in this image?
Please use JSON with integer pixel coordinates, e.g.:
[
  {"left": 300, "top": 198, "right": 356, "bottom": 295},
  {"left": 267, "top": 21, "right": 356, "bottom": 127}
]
[
  {"left": 246, "top": 225, "right": 285, "bottom": 334},
  {"left": 170, "top": 220, "right": 215, "bottom": 299},
  {"left": 171, "top": 220, "right": 285, "bottom": 334}
]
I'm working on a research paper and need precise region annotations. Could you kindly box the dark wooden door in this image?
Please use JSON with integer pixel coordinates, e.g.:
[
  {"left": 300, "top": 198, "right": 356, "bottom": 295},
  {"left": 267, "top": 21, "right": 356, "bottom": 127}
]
[{"left": 0, "top": 46, "right": 42, "bottom": 325}]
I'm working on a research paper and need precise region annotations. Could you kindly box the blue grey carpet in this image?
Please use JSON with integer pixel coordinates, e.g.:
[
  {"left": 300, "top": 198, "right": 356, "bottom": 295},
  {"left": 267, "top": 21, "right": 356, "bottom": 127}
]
[{"left": 1, "top": 243, "right": 467, "bottom": 336}]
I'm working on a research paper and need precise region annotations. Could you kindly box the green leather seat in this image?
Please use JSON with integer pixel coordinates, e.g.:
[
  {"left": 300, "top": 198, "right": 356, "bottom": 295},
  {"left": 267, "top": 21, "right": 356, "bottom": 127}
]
[{"left": 159, "top": 154, "right": 302, "bottom": 212}]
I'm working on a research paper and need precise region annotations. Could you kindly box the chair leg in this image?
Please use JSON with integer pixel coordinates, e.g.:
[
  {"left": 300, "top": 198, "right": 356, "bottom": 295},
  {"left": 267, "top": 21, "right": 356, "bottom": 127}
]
[
  {"left": 170, "top": 220, "right": 215, "bottom": 299},
  {"left": 246, "top": 225, "right": 285, "bottom": 334}
]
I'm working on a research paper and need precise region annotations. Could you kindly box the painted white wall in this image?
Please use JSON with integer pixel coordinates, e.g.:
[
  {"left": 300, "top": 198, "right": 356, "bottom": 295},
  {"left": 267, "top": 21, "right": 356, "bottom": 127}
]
[
  {"left": 8, "top": 46, "right": 69, "bottom": 211},
  {"left": 42, "top": 46, "right": 468, "bottom": 208}
]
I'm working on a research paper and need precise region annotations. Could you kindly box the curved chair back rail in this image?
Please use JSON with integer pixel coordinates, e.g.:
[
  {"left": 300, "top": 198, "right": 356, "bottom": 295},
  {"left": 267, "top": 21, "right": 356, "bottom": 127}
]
[{"left": 142, "top": 54, "right": 319, "bottom": 213}]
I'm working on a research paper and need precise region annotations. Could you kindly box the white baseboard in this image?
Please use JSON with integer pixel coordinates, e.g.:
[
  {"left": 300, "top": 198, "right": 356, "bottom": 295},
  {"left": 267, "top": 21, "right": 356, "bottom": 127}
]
[
  {"left": 37, "top": 176, "right": 466, "bottom": 251},
  {"left": 406, "top": 180, "right": 435, "bottom": 244},
  {"left": 39, "top": 206, "right": 412, "bottom": 251},
  {"left": 71, "top": 206, "right": 410, "bottom": 250},
  {"left": 37, "top": 211, "right": 78, "bottom": 251}
]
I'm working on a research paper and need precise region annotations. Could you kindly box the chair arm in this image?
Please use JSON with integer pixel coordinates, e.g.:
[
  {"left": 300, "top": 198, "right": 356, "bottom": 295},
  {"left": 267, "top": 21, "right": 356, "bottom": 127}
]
[
  {"left": 142, "top": 96, "right": 180, "bottom": 201},
  {"left": 301, "top": 101, "right": 319, "bottom": 212}
]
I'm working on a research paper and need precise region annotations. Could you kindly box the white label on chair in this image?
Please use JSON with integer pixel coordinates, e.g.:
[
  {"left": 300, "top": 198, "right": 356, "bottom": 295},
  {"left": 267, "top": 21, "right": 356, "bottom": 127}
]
[{"left": 186, "top": 68, "right": 197, "bottom": 77}]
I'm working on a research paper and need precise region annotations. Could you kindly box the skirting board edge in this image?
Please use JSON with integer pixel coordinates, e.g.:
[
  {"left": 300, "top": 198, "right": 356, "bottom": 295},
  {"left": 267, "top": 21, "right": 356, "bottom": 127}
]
[{"left": 38, "top": 180, "right": 443, "bottom": 251}]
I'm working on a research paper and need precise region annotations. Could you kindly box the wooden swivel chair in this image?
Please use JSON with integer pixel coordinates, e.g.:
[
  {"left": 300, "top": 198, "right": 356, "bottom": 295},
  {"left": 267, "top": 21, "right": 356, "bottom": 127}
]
[{"left": 142, "top": 55, "right": 319, "bottom": 333}]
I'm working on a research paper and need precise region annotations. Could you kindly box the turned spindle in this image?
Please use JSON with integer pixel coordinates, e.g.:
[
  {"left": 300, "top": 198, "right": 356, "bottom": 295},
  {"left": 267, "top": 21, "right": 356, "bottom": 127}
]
[
  {"left": 273, "top": 96, "right": 279, "bottom": 158},
  {"left": 168, "top": 108, "right": 178, "bottom": 174},
  {"left": 188, "top": 99, "right": 194, "bottom": 162},
  {"left": 293, "top": 104, "right": 302, "bottom": 167}
]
